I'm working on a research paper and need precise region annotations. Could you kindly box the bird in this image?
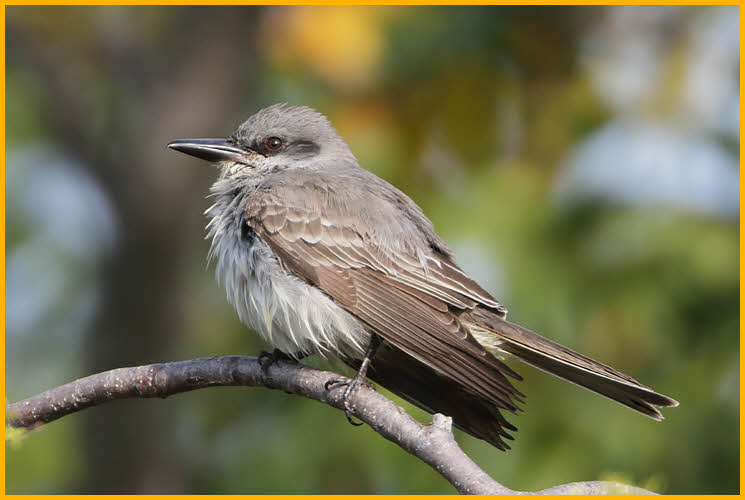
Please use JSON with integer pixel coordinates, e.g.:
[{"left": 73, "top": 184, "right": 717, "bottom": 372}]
[{"left": 167, "top": 104, "right": 678, "bottom": 450}]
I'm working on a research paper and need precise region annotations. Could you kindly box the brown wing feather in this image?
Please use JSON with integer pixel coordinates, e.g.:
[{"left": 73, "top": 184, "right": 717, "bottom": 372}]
[
  {"left": 246, "top": 193, "right": 524, "bottom": 422},
  {"left": 244, "top": 186, "right": 677, "bottom": 443},
  {"left": 344, "top": 343, "right": 517, "bottom": 450}
]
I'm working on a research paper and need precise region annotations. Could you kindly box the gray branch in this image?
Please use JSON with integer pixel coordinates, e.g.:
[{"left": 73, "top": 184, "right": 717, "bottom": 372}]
[{"left": 6, "top": 356, "right": 655, "bottom": 495}]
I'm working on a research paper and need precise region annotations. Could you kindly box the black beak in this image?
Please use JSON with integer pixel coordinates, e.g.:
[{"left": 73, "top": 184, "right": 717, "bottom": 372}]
[{"left": 167, "top": 138, "right": 258, "bottom": 164}]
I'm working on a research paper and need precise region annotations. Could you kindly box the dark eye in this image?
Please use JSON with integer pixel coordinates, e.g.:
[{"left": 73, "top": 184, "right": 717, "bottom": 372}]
[{"left": 265, "top": 137, "right": 283, "bottom": 151}]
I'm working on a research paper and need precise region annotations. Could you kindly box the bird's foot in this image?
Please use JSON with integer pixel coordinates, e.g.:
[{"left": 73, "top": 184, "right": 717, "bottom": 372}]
[
  {"left": 324, "top": 334, "right": 381, "bottom": 426},
  {"left": 258, "top": 348, "right": 296, "bottom": 374},
  {"left": 324, "top": 374, "right": 375, "bottom": 426}
]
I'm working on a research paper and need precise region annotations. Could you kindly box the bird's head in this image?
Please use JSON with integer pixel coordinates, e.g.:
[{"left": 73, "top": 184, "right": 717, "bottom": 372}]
[{"left": 168, "top": 103, "right": 354, "bottom": 178}]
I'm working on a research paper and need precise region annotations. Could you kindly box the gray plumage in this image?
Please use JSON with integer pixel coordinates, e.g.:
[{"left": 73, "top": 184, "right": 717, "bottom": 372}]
[{"left": 169, "top": 103, "right": 678, "bottom": 450}]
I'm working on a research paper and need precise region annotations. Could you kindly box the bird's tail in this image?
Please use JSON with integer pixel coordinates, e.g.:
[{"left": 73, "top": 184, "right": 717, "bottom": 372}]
[{"left": 464, "top": 312, "right": 678, "bottom": 420}]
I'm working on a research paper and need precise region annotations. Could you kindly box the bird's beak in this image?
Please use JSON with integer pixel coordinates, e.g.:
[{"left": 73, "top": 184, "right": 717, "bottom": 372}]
[{"left": 167, "top": 138, "right": 259, "bottom": 164}]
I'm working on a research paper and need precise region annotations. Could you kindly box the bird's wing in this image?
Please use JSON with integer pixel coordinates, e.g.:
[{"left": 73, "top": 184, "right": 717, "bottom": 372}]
[
  {"left": 346, "top": 342, "right": 518, "bottom": 450},
  {"left": 245, "top": 189, "right": 524, "bottom": 417}
]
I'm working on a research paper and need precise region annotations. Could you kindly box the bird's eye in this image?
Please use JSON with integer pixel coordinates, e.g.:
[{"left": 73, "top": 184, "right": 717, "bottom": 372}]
[{"left": 265, "top": 137, "right": 283, "bottom": 151}]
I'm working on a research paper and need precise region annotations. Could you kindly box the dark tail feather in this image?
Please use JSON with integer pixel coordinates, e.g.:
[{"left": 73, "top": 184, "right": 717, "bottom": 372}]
[
  {"left": 344, "top": 342, "right": 517, "bottom": 450},
  {"left": 467, "top": 313, "right": 678, "bottom": 420}
]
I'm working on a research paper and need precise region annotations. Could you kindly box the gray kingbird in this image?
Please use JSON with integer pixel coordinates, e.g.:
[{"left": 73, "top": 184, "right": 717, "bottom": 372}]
[{"left": 168, "top": 104, "right": 677, "bottom": 450}]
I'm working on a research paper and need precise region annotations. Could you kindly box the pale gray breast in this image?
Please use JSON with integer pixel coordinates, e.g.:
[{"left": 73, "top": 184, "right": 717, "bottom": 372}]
[{"left": 204, "top": 182, "right": 370, "bottom": 358}]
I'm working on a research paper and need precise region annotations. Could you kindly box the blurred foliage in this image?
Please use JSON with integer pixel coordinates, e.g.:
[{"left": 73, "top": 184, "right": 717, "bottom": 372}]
[{"left": 5, "top": 5, "right": 739, "bottom": 494}]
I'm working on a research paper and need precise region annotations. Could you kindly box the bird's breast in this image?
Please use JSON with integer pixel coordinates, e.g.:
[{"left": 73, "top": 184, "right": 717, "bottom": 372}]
[{"left": 205, "top": 192, "right": 370, "bottom": 358}]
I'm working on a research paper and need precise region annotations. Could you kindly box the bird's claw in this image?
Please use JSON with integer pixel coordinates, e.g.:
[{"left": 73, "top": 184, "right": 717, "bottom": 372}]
[
  {"left": 345, "top": 410, "right": 364, "bottom": 426},
  {"left": 324, "top": 377, "right": 349, "bottom": 391},
  {"left": 324, "top": 376, "right": 373, "bottom": 426},
  {"left": 258, "top": 348, "right": 294, "bottom": 374}
]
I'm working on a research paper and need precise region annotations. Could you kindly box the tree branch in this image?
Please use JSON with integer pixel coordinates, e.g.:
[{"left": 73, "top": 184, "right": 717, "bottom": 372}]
[{"left": 6, "top": 356, "right": 655, "bottom": 495}]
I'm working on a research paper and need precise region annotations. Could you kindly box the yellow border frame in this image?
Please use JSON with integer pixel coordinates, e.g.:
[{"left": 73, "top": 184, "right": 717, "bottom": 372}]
[{"left": 1, "top": 3, "right": 741, "bottom": 497}]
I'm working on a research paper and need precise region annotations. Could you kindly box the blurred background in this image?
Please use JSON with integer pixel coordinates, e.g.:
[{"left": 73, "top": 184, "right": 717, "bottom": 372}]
[{"left": 5, "top": 5, "right": 739, "bottom": 494}]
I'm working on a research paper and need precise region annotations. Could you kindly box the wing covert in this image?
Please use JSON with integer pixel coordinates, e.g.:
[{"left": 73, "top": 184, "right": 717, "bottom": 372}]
[{"left": 245, "top": 189, "right": 523, "bottom": 413}]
